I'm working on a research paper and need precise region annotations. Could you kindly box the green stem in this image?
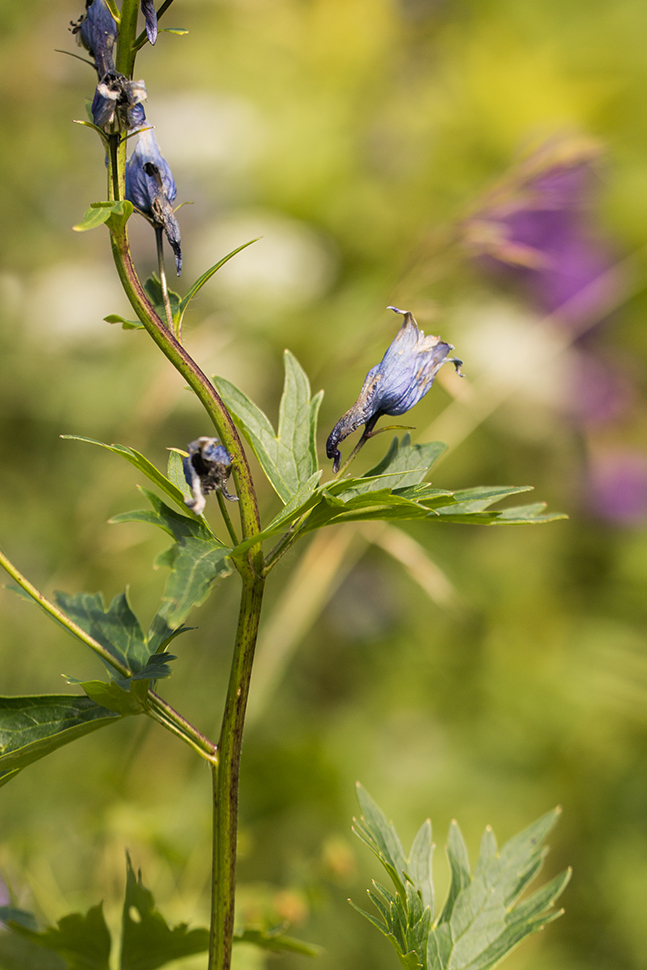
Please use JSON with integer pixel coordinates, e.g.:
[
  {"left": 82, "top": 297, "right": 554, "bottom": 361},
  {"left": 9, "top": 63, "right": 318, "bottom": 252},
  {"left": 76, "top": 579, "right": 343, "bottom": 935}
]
[
  {"left": 115, "top": 0, "right": 140, "bottom": 78},
  {"left": 217, "top": 492, "right": 240, "bottom": 546},
  {"left": 147, "top": 691, "right": 218, "bottom": 764},
  {"left": 155, "top": 226, "right": 175, "bottom": 332},
  {"left": 110, "top": 227, "right": 261, "bottom": 543},
  {"left": 210, "top": 572, "right": 265, "bottom": 970}
]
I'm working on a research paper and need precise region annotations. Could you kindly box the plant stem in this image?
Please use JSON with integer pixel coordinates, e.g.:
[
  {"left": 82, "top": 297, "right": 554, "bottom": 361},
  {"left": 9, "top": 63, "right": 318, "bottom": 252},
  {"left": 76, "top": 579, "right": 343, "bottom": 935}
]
[
  {"left": 147, "top": 690, "right": 218, "bottom": 764},
  {"left": 209, "top": 571, "right": 265, "bottom": 970},
  {"left": 155, "top": 225, "right": 175, "bottom": 332},
  {"left": 115, "top": 0, "right": 140, "bottom": 78},
  {"left": 217, "top": 491, "right": 240, "bottom": 546}
]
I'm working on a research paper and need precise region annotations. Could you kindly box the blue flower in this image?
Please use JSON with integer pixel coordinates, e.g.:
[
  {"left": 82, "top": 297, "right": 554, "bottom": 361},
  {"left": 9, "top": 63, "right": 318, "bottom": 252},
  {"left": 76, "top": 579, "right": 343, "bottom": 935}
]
[
  {"left": 73, "top": 0, "right": 117, "bottom": 77},
  {"left": 326, "top": 307, "right": 462, "bottom": 472},
  {"left": 91, "top": 73, "right": 147, "bottom": 133},
  {"left": 141, "top": 0, "right": 158, "bottom": 45},
  {"left": 126, "top": 127, "right": 182, "bottom": 274},
  {"left": 183, "top": 438, "right": 238, "bottom": 515}
]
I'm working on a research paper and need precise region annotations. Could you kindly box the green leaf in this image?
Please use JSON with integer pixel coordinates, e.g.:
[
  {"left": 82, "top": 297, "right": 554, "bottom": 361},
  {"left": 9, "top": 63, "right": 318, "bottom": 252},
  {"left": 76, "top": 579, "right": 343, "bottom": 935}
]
[
  {"left": 10, "top": 905, "right": 112, "bottom": 970},
  {"left": 408, "top": 820, "right": 434, "bottom": 916},
  {"left": 167, "top": 450, "right": 192, "bottom": 502},
  {"left": 234, "top": 928, "right": 322, "bottom": 957},
  {"left": 0, "top": 695, "right": 120, "bottom": 787},
  {"left": 157, "top": 537, "right": 233, "bottom": 628},
  {"left": 120, "top": 855, "right": 209, "bottom": 970},
  {"left": 230, "top": 471, "right": 322, "bottom": 558},
  {"left": 352, "top": 791, "right": 569, "bottom": 970},
  {"left": 353, "top": 784, "right": 408, "bottom": 898},
  {"left": 176, "top": 239, "right": 258, "bottom": 330},
  {"left": 160, "top": 27, "right": 188, "bottom": 35},
  {"left": 438, "top": 821, "right": 472, "bottom": 923},
  {"left": 143, "top": 275, "right": 181, "bottom": 327},
  {"left": 0, "top": 932, "right": 67, "bottom": 970},
  {"left": 342, "top": 435, "right": 447, "bottom": 497},
  {"left": 60, "top": 436, "right": 196, "bottom": 518},
  {"left": 80, "top": 681, "right": 146, "bottom": 716},
  {"left": 73, "top": 200, "right": 132, "bottom": 233},
  {"left": 111, "top": 488, "right": 217, "bottom": 543},
  {"left": 72, "top": 206, "right": 113, "bottom": 232},
  {"left": 213, "top": 349, "right": 322, "bottom": 503},
  {"left": 104, "top": 314, "right": 144, "bottom": 330},
  {"left": 53, "top": 590, "right": 150, "bottom": 680}
]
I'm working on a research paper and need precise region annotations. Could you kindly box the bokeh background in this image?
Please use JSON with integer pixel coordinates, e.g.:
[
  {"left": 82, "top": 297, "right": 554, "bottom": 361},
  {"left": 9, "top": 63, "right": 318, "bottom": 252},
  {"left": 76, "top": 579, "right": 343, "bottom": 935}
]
[{"left": 2, "top": 0, "right": 647, "bottom": 967}]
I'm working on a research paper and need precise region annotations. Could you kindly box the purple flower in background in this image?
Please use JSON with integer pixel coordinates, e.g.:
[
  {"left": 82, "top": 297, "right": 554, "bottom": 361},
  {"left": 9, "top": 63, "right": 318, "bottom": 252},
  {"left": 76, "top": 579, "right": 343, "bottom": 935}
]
[
  {"left": 183, "top": 438, "right": 237, "bottom": 515},
  {"left": 326, "top": 307, "right": 462, "bottom": 472},
  {"left": 141, "top": 0, "right": 158, "bottom": 45},
  {"left": 126, "top": 127, "right": 182, "bottom": 273},
  {"left": 72, "top": 0, "right": 117, "bottom": 77},
  {"left": 587, "top": 449, "right": 647, "bottom": 524},
  {"left": 463, "top": 137, "right": 622, "bottom": 330}
]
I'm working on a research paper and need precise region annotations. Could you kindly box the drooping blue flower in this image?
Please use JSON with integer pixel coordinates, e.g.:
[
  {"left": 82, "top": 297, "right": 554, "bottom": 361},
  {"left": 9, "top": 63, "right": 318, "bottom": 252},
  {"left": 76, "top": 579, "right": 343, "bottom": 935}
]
[
  {"left": 91, "top": 73, "right": 147, "bottom": 133},
  {"left": 183, "top": 438, "right": 238, "bottom": 515},
  {"left": 326, "top": 307, "right": 462, "bottom": 472},
  {"left": 125, "top": 127, "right": 182, "bottom": 274},
  {"left": 141, "top": 0, "right": 158, "bottom": 45},
  {"left": 73, "top": 0, "right": 117, "bottom": 77}
]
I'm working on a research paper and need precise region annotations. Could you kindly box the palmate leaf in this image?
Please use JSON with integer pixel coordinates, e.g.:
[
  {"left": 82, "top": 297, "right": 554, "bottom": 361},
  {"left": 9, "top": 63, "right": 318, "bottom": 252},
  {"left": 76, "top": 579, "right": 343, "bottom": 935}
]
[
  {"left": 351, "top": 787, "right": 570, "bottom": 970},
  {"left": 0, "top": 695, "right": 120, "bottom": 789},
  {"left": 111, "top": 488, "right": 234, "bottom": 628},
  {"left": 213, "top": 350, "right": 322, "bottom": 503}
]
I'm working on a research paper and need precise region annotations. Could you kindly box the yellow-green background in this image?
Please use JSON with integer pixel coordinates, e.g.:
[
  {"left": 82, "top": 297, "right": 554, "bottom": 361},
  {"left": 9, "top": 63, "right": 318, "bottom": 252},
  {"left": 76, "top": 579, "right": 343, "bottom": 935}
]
[{"left": 1, "top": 1, "right": 647, "bottom": 968}]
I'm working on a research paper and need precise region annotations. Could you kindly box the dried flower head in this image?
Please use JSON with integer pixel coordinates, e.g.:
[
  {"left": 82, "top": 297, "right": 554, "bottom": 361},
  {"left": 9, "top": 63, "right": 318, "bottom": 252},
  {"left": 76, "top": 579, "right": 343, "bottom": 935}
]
[{"left": 183, "top": 438, "right": 238, "bottom": 516}]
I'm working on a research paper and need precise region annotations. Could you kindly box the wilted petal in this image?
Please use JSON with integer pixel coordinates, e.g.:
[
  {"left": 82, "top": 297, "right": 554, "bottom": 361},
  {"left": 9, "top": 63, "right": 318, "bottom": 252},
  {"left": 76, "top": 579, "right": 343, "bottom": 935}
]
[
  {"left": 183, "top": 438, "right": 238, "bottom": 514},
  {"left": 141, "top": 0, "right": 158, "bottom": 45},
  {"left": 73, "top": 0, "right": 117, "bottom": 77},
  {"left": 126, "top": 128, "right": 182, "bottom": 272},
  {"left": 91, "top": 73, "right": 147, "bottom": 133},
  {"left": 326, "top": 307, "right": 461, "bottom": 471}
]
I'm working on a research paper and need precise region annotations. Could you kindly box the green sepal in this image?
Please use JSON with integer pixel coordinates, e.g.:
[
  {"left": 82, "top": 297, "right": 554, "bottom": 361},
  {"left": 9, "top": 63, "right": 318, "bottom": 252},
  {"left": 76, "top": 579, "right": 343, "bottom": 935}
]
[{"left": 0, "top": 694, "right": 120, "bottom": 789}]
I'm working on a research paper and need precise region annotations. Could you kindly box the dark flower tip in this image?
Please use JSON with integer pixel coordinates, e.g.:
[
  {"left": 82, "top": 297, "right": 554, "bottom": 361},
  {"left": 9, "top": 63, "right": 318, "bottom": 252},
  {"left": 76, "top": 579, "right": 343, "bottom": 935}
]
[
  {"left": 326, "top": 306, "right": 462, "bottom": 472},
  {"left": 141, "top": 0, "right": 158, "bottom": 45},
  {"left": 183, "top": 438, "right": 238, "bottom": 516}
]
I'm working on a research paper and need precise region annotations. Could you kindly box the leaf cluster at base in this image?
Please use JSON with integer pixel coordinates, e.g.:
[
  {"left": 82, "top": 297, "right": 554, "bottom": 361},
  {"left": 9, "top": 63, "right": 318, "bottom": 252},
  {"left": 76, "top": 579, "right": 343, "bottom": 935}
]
[
  {"left": 351, "top": 785, "right": 571, "bottom": 970},
  {"left": 0, "top": 856, "right": 319, "bottom": 970}
]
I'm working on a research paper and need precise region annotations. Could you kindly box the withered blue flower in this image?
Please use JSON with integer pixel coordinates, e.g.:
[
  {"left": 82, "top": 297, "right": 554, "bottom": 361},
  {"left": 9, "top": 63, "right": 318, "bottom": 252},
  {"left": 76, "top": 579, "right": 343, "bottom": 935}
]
[
  {"left": 141, "top": 0, "right": 158, "bottom": 45},
  {"left": 326, "top": 307, "right": 462, "bottom": 472},
  {"left": 73, "top": 0, "right": 117, "bottom": 77},
  {"left": 126, "top": 127, "right": 182, "bottom": 274},
  {"left": 91, "top": 73, "right": 147, "bottom": 132},
  {"left": 183, "top": 438, "right": 238, "bottom": 516}
]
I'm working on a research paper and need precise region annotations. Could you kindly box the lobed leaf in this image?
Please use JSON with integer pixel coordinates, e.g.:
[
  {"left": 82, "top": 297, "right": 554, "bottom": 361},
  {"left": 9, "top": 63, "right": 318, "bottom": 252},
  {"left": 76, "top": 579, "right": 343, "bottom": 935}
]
[
  {"left": 120, "top": 856, "right": 209, "bottom": 970},
  {"left": 156, "top": 537, "right": 233, "bottom": 629},
  {"left": 0, "top": 694, "right": 120, "bottom": 788},
  {"left": 342, "top": 436, "right": 447, "bottom": 498},
  {"left": 213, "top": 350, "right": 322, "bottom": 503},
  {"left": 6, "top": 905, "right": 111, "bottom": 970},
  {"left": 352, "top": 788, "right": 569, "bottom": 970},
  {"left": 53, "top": 590, "right": 149, "bottom": 680}
]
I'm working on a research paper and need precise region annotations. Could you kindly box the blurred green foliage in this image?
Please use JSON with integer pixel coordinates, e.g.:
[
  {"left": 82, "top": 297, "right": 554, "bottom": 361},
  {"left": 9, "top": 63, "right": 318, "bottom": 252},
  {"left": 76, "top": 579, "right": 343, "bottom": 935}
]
[{"left": 2, "top": 1, "right": 647, "bottom": 969}]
